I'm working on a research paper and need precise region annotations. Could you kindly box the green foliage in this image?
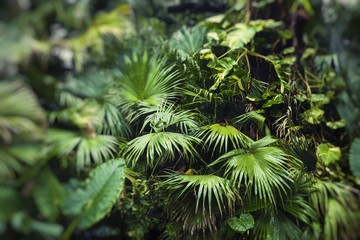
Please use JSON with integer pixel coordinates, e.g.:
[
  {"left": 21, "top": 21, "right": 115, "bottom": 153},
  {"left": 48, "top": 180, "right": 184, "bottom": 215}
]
[
  {"left": 316, "top": 143, "right": 341, "bottom": 166},
  {"left": 34, "top": 168, "right": 65, "bottom": 222},
  {"left": 211, "top": 139, "right": 297, "bottom": 204},
  {"left": 161, "top": 172, "right": 240, "bottom": 235},
  {"left": 111, "top": 52, "right": 181, "bottom": 112},
  {"left": 227, "top": 213, "right": 254, "bottom": 233},
  {"left": 196, "top": 123, "right": 252, "bottom": 156},
  {"left": 47, "top": 129, "right": 118, "bottom": 171},
  {"left": 350, "top": 138, "right": 360, "bottom": 178},
  {"left": 62, "top": 159, "right": 126, "bottom": 232},
  {"left": 0, "top": 81, "right": 45, "bottom": 179},
  {"left": 1, "top": 0, "right": 360, "bottom": 239},
  {"left": 122, "top": 131, "right": 201, "bottom": 168}
]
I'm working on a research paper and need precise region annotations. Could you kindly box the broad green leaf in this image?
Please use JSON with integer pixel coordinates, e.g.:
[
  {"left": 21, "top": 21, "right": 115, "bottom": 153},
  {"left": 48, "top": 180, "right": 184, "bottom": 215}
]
[
  {"left": 349, "top": 138, "right": 360, "bottom": 178},
  {"left": 34, "top": 168, "right": 65, "bottom": 222},
  {"left": 62, "top": 159, "right": 126, "bottom": 230},
  {"left": 222, "top": 24, "right": 256, "bottom": 49},
  {"left": 311, "top": 94, "right": 330, "bottom": 106},
  {"left": 262, "top": 94, "right": 284, "bottom": 108},
  {"left": 227, "top": 213, "right": 255, "bottom": 233},
  {"left": 303, "top": 107, "right": 324, "bottom": 124},
  {"left": 316, "top": 143, "right": 341, "bottom": 166}
]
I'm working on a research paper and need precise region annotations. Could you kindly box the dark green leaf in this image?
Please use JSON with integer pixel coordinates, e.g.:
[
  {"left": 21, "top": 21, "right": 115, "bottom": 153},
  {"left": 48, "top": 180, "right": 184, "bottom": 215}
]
[
  {"left": 227, "top": 213, "right": 255, "bottom": 233},
  {"left": 350, "top": 138, "right": 360, "bottom": 178}
]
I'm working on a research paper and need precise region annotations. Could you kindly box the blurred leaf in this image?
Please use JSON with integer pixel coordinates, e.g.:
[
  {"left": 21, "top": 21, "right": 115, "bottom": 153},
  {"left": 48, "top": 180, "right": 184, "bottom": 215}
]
[
  {"left": 326, "top": 119, "right": 346, "bottom": 129},
  {"left": 316, "top": 143, "right": 341, "bottom": 166},
  {"left": 0, "top": 187, "right": 22, "bottom": 223},
  {"left": 62, "top": 159, "right": 126, "bottom": 230},
  {"left": 349, "top": 138, "right": 360, "bottom": 178},
  {"left": 34, "top": 168, "right": 65, "bottom": 222},
  {"left": 11, "top": 211, "right": 63, "bottom": 238}
]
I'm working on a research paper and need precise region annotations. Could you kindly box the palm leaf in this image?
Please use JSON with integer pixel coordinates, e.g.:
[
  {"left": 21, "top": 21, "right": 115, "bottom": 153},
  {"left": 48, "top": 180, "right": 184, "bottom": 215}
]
[
  {"left": 0, "top": 143, "right": 44, "bottom": 179},
  {"left": 169, "top": 25, "right": 207, "bottom": 59},
  {"left": 62, "top": 159, "right": 126, "bottom": 231},
  {"left": 161, "top": 172, "right": 240, "bottom": 235},
  {"left": 234, "top": 110, "right": 269, "bottom": 134},
  {"left": 310, "top": 179, "right": 360, "bottom": 240},
  {"left": 0, "top": 81, "right": 45, "bottom": 142},
  {"left": 254, "top": 209, "right": 303, "bottom": 240},
  {"left": 0, "top": 81, "right": 45, "bottom": 179},
  {"left": 210, "top": 138, "right": 296, "bottom": 204},
  {"left": 122, "top": 132, "right": 201, "bottom": 168},
  {"left": 47, "top": 129, "right": 118, "bottom": 171},
  {"left": 195, "top": 123, "right": 252, "bottom": 156},
  {"left": 110, "top": 52, "right": 182, "bottom": 114},
  {"left": 140, "top": 102, "right": 200, "bottom": 134},
  {"left": 57, "top": 72, "right": 130, "bottom": 136}
]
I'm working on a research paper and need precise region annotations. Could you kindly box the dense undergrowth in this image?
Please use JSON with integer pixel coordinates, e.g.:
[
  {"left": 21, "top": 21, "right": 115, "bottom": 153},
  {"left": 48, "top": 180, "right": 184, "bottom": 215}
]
[{"left": 0, "top": 0, "right": 360, "bottom": 239}]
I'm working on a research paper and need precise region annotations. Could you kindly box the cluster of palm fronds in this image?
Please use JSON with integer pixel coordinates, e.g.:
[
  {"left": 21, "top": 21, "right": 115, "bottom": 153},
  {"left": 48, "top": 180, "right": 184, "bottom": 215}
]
[{"left": 0, "top": 0, "right": 360, "bottom": 239}]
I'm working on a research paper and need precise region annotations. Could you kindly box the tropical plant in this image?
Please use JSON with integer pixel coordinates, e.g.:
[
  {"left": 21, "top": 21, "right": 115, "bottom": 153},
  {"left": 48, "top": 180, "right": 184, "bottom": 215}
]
[{"left": 0, "top": 0, "right": 360, "bottom": 239}]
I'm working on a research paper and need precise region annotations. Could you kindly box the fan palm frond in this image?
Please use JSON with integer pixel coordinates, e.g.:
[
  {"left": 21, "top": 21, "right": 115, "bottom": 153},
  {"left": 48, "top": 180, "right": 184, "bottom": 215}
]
[
  {"left": 0, "top": 81, "right": 45, "bottom": 179},
  {"left": 111, "top": 52, "right": 182, "bottom": 113},
  {"left": 56, "top": 72, "right": 130, "bottom": 136},
  {"left": 210, "top": 138, "right": 298, "bottom": 204},
  {"left": 195, "top": 123, "right": 252, "bottom": 156},
  {"left": 160, "top": 172, "right": 240, "bottom": 235},
  {"left": 140, "top": 102, "right": 201, "bottom": 134},
  {"left": 234, "top": 110, "right": 269, "bottom": 135},
  {"left": 95, "top": 101, "right": 130, "bottom": 136},
  {"left": 310, "top": 179, "right": 360, "bottom": 240},
  {"left": 47, "top": 129, "right": 118, "bottom": 171},
  {"left": 169, "top": 25, "right": 207, "bottom": 59},
  {"left": 122, "top": 132, "right": 201, "bottom": 168},
  {"left": 60, "top": 71, "right": 112, "bottom": 100},
  {"left": 0, "top": 142, "right": 44, "bottom": 179},
  {"left": 0, "top": 81, "right": 45, "bottom": 142},
  {"left": 254, "top": 209, "right": 303, "bottom": 240}
]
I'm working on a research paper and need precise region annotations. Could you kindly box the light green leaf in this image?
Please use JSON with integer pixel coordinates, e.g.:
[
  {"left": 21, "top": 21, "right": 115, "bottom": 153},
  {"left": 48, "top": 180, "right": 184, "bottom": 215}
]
[
  {"left": 316, "top": 143, "right": 341, "bottom": 166},
  {"left": 262, "top": 94, "right": 284, "bottom": 108},
  {"left": 227, "top": 213, "right": 255, "bottom": 233},
  {"left": 310, "top": 94, "right": 330, "bottom": 105},
  {"left": 326, "top": 119, "right": 346, "bottom": 129},
  {"left": 222, "top": 24, "right": 256, "bottom": 49},
  {"left": 303, "top": 107, "right": 324, "bottom": 124}
]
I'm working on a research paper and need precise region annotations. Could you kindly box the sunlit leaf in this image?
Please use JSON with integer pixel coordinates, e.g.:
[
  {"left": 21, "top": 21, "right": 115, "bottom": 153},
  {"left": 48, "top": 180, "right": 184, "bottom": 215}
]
[{"left": 316, "top": 143, "right": 341, "bottom": 166}]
